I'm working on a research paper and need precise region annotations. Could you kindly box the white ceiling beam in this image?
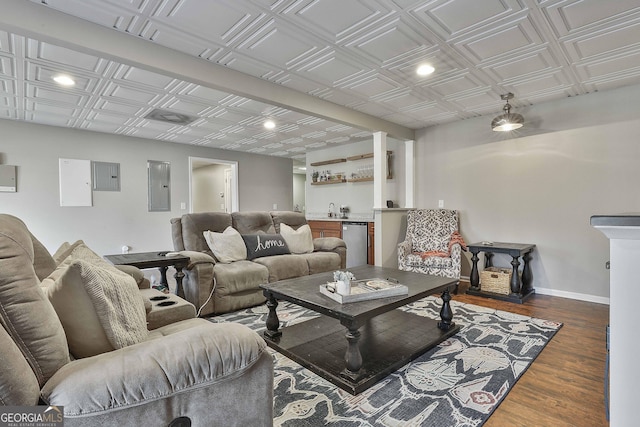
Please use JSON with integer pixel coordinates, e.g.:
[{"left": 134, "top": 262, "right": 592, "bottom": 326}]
[{"left": 1, "top": 0, "right": 415, "bottom": 141}]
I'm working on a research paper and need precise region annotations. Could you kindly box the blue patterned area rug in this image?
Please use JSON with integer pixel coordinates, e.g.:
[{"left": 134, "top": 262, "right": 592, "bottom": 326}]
[{"left": 211, "top": 296, "right": 562, "bottom": 427}]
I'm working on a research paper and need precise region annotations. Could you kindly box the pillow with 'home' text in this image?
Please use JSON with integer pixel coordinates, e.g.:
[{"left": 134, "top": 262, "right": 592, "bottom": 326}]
[{"left": 242, "top": 234, "right": 290, "bottom": 260}]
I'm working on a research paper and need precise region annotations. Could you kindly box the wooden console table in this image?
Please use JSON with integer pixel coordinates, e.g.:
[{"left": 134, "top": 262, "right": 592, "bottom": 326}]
[
  {"left": 104, "top": 251, "right": 189, "bottom": 299},
  {"left": 466, "top": 242, "right": 536, "bottom": 303}
]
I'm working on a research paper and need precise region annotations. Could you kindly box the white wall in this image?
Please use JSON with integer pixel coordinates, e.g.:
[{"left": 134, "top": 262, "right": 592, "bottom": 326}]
[
  {"left": 415, "top": 84, "right": 640, "bottom": 302},
  {"left": 0, "top": 119, "right": 293, "bottom": 256}
]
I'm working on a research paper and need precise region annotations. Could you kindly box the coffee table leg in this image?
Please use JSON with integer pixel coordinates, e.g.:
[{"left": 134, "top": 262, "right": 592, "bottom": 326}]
[
  {"left": 264, "top": 293, "right": 282, "bottom": 340},
  {"left": 341, "top": 326, "right": 363, "bottom": 381},
  {"left": 438, "top": 288, "right": 456, "bottom": 331}
]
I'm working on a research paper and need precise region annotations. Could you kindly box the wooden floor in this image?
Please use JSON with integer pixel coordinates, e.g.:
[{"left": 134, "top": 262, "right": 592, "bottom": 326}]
[{"left": 454, "top": 282, "right": 609, "bottom": 427}]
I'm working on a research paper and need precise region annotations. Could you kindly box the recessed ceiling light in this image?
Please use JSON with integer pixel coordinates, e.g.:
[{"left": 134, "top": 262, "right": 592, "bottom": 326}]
[
  {"left": 416, "top": 64, "right": 435, "bottom": 76},
  {"left": 264, "top": 120, "right": 276, "bottom": 129},
  {"left": 53, "top": 74, "right": 75, "bottom": 86}
]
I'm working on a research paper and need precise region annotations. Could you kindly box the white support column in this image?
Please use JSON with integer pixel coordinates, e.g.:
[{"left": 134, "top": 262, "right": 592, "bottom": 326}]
[
  {"left": 374, "top": 210, "right": 382, "bottom": 266},
  {"left": 592, "top": 218, "right": 640, "bottom": 427},
  {"left": 373, "top": 131, "right": 387, "bottom": 209},
  {"left": 404, "top": 140, "right": 415, "bottom": 208}
]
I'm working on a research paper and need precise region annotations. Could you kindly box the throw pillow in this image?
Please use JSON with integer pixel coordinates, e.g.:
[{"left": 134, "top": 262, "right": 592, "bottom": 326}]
[
  {"left": 203, "top": 226, "right": 247, "bottom": 263},
  {"left": 51, "top": 240, "right": 85, "bottom": 265},
  {"left": 44, "top": 259, "right": 148, "bottom": 358},
  {"left": 57, "top": 242, "right": 110, "bottom": 268},
  {"left": 42, "top": 242, "right": 105, "bottom": 289},
  {"left": 30, "top": 232, "right": 57, "bottom": 281},
  {"left": 242, "top": 234, "right": 290, "bottom": 260},
  {"left": 279, "top": 223, "right": 314, "bottom": 254},
  {"left": 51, "top": 241, "right": 70, "bottom": 263}
]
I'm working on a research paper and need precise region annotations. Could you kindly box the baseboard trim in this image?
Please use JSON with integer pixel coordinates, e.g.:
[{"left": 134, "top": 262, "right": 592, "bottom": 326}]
[
  {"left": 534, "top": 287, "right": 609, "bottom": 305},
  {"left": 459, "top": 276, "right": 609, "bottom": 305}
]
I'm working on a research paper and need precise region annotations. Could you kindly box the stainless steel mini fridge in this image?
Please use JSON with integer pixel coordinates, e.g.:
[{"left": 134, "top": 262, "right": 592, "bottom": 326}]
[{"left": 342, "top": 221, "right": 368, "bottom": 268}]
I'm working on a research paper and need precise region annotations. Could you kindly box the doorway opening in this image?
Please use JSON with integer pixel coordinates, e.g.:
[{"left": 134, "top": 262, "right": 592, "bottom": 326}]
[
  {"left": 189, "top": 157, "right": 238, "bottom": 213},
  {"left": 293, "top": 160, "right": 306, "bottom": 214}
]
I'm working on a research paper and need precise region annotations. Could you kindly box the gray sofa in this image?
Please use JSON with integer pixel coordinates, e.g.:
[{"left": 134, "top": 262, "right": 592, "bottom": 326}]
[
  {"left": 171, "top": 211, "right": 346, "bottom": 316},
  {"left": 0, "top": 214, "right": 273, "bottom": 426}
]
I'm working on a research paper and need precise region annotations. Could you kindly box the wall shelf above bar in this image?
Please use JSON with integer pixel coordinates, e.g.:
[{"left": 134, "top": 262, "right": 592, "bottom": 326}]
[
  {"left": 310, "top": 158, "right": 346, "bottom": 167},
  {"left": 310, "top": 179, "right": 346, "bottom": 185},
  {"left": 310, "top": 151, "right": 392, "bottom": 166},
  {"left": 309, "top": 151, "right": 393, "bottom": 181},
  {"left": 346, "top": 151, "right": 392, "bottom": 161},
  {"left": 346, "top": 153, "right": 374, "bottom": 161}
]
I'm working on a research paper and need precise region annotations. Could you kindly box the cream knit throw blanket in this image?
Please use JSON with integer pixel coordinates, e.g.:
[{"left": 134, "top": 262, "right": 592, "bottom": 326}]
[
  {"left": 62, "top": 245, "right": 147, "bottom": 349},
  {"left": 73, "top": 260, "right": 148, "bottom": 349}
]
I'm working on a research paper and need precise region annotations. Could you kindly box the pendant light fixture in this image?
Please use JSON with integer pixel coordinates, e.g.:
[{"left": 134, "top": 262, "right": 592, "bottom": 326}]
[{"left": 491, "top": 92, "right": 524, "bottom": 132}]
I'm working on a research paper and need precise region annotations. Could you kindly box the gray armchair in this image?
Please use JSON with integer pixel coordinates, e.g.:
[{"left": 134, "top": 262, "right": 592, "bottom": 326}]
[
  {"left": 0, "top": 214, "right": 273, "bottom": 426},
  {"left": 397, "top": 209, "right": 464, "bottom": 280}
]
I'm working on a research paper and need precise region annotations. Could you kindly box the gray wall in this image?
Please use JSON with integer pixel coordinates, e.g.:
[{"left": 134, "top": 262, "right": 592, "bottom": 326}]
[
  {"left": 0, "top": 119, "right": 293, "bottom": 255},
  {"left": 292, "top": 173, "right": 305, "bottom": 213},
  {"left": 415, "top": 83, "right": 640, "bottom": 303}
]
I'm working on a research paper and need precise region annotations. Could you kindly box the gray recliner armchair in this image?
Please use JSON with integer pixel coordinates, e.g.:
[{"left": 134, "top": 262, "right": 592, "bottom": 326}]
[{"left": 0, "top": 214, "right": 273, "bottom": 426}]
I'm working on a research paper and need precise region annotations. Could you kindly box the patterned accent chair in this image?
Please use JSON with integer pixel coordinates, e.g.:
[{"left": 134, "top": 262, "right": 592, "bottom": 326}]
[{"left": 398, "top": 209, "right": 462, "bottom": 280}]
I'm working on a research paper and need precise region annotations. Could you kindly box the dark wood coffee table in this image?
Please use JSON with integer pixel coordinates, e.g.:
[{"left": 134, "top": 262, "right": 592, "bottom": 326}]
[{"left": 260, "top": 265, "right": 459, "bottom": 395}]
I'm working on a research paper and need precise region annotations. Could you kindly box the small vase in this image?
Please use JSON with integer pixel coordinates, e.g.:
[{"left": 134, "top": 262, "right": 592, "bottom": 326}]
[{"left": 336, "top": 280, "right": 351, "bottom": 295}]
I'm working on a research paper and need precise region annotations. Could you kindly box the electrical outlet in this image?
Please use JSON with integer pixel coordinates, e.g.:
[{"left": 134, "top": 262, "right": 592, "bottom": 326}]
[
  {"left": 180, "top": 202, "right": 186, "bottom": 210},
  {"left": 273, "top": 203, "right": 278, "bottom": 210},
  {"left": 438, "top": 200, "right": 444, "bottom": 208}
]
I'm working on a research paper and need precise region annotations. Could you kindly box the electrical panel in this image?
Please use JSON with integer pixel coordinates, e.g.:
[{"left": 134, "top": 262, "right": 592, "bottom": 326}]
[
  {"left": 148, "top": 160, "right": 170, "bottom": 211},
  {"left": 92, "top": 161, "right": 120, "bottom": 191}
]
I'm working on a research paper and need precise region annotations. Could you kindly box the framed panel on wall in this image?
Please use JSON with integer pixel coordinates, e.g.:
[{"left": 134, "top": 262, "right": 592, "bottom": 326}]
[{"left": 59, "top": 158, "right": 92, "bottom": 207}]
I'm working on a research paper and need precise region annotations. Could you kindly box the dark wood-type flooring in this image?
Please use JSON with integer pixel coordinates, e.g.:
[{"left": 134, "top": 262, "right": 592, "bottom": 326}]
[{"left": 454, "top": 281, "right": 609, "bottom": 427}]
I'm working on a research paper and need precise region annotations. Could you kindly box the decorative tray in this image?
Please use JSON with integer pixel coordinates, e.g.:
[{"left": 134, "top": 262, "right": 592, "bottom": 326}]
[{"left": 319, "top": 278, "right": 408, "bottom": 303}]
